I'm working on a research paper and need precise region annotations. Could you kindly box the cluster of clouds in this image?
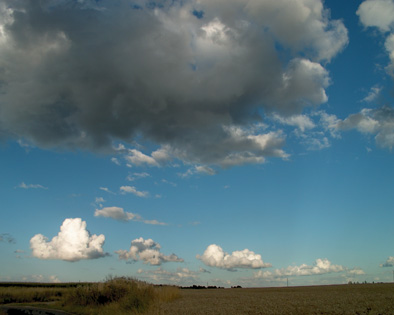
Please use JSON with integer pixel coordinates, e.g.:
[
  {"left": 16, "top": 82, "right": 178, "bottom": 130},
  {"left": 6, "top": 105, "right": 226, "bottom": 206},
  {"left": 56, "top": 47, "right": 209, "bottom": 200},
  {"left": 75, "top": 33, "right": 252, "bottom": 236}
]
[
  {"left": 115, "top": 237, "right": 184, "bottom": 265},
  {"left": 0, "top": 0, "right": 351, "bottom": 168},
  {"left": 253, "top": 259, "right": 365, "bottom": 280},
  {"left": 27, "top": 218, "right": 374, "bottom": 285}
]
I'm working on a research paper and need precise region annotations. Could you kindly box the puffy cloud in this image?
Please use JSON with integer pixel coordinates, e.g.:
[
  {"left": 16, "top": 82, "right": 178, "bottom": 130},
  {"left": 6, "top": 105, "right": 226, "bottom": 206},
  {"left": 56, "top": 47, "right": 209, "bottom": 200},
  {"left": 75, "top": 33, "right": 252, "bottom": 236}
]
[
  {"left": 358, "top": 0, "right": 394, "bottom": 76},
  {"left": 196, "top": 244, "right": 271, "bottom": 271},
  {"left": 115, "top": 237, "right": 183, "bottom": 265},
  {"left": 380, "top": 256, "right": 394, "bottom": 267},
  {"left": 357, "top": 0, "right": 394, "bottom": 32},
  {"left": 120, "top": 186, "right": 149, "bottom": 198},
  {"left": 254, "top": 258, "right": 345, "bottom": 278},
  {"left": 30, "top": 218, "right": 107, "bottom": 262},
  {"left": 0, "top": 0, "right": 347, "bottom": 167},
  {"left": 94, "top": 206, "right": 167, "bottom": 225}
]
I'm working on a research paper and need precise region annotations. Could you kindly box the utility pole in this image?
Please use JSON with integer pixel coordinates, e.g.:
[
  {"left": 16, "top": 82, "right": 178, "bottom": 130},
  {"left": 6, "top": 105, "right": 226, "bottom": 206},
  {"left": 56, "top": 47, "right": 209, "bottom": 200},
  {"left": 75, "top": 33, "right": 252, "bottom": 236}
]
[{"left": 287, "top": 278, "right": 288, "bottom": 287}]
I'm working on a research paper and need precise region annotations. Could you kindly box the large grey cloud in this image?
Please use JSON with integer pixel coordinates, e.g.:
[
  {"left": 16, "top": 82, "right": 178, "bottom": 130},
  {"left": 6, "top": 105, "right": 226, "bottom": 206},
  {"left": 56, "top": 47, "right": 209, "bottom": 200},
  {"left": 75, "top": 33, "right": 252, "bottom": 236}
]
[{"left": 0, "top": 0, "right": 347, "bottom": 166}]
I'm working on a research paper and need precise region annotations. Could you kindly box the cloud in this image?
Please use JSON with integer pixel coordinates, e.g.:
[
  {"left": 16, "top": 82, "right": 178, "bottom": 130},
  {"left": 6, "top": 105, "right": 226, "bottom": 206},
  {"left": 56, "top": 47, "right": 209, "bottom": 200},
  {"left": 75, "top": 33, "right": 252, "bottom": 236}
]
[
  {"left": 358, "top": 0, "right": 394, "bottom": 76},
  {"left": 254, "top": 258, "right": 345, "bottom": 278},
  {"left": 362, "top": 85, "right": 382, "bottom": 103},
  {"left": 357, "top": 0, "right": 394, "bottom": 32},
  {"left": 0, "top": 0, "right": 347, "bottom": 167},
  {"left": 127, "top": 172, "right": 150, "bottom": 181},
  {"left": 120, "top": 186, "right": 149, "bottom": 198},
  {"left": 30, "top": 218, "right": 108, "bottom": 262},
  {"left": 17, "top": 182, "right": 48, "bottom": 190},
  {"left": 196, "top": 244, "right": 271, "bottom": 271},
  {"left": 273, "top": 114, "right": 316, "bottom": 133},
  {"left": 94, "top": 206, "right": 167, "bottom": 225},
  {"left": 337, "top": 107, "right": 394, "bottom": 149},
  {"left": 99, "top": 187, "right": 116, "bottom": 194},
  {"left": 137, "top": 267, "right": 199, "bottom": 284},
  {"left": 380, "top": 256, "right": 394, "bottom": 267},
  {"left": 347, "top": 267, "right": 366, "bottom": 275},
  {"left": 0, "top": 233, "right": 15, "bottom": 244},
  {"left": 115, "top": 237, "right": 183, "bottom": 265}
]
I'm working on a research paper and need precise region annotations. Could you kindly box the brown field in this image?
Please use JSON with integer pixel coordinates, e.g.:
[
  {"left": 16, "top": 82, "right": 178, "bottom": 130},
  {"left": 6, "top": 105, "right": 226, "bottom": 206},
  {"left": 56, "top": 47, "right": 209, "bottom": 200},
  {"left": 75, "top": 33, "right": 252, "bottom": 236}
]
[
  {"left": 1, "top": 281, "right": 394, "bottom": 314},
  {"left": 152, "top": 284, "right": 394, "bottom": 315}
]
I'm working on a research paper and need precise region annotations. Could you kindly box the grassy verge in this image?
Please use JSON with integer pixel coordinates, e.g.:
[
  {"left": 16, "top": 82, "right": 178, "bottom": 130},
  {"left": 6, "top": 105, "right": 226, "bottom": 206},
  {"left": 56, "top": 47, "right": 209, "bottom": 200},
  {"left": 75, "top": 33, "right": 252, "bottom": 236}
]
[{"left": 0, "top": 277, "right": 180, "bottom": 314}]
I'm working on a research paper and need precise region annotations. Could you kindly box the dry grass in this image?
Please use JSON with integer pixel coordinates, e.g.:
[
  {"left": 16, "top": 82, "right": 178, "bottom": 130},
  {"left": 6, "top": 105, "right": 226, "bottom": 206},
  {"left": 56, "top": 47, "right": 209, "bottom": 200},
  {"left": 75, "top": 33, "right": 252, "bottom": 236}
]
[
  {"left": 151, "top": 283, "right": 394, "bottom": 315},
  {"left": 0, "top": 278, "right": 180, "bottom": 314}
]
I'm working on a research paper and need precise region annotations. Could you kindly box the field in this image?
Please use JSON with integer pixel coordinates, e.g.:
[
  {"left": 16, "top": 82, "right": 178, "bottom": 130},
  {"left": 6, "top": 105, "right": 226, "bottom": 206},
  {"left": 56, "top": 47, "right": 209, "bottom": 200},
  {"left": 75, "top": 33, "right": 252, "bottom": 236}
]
[{"left": 1, "top": 281, "right": 394, "bottom": 314}]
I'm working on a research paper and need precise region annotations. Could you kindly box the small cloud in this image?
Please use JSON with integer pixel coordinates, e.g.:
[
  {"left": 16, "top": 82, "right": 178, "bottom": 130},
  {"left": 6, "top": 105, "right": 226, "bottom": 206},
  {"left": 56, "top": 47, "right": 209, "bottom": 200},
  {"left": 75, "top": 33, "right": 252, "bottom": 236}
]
[
  {"left": 95, "top": 206, "right": 141, "bottom": 221},
  {"left": 197, "top": 244, "right": 271, "bottom": 271},
  {"left": 347, "top": 267, "right": 365, "bottom": 275},
  {"left": 179, "top": 165, "right": 216, "bottom": 178},
  {"left": 0, "top": 233, "right": 16, "bottom": 244},
  {"left": 99, "top": 187, "right": 116, "bottom": 194},
  {"left": 380, "top": 256, "right": 394, "bottom": 267},
  {"left": 362, "top": 85, "right": 382, "bottom": 103},
  {"left": 95, "top": 206, "right": 167, "bottom": 225},
  {"left": 127, "top": 172, "right": 150, "bottom": 181},
  {"left": 120, "top": 185, "right": 149, "bottom": 198},
  {"left": 30, "top": 218, "right": 108, "bottom": 262},
  {"left": 115, "top": 237, "right": 183, "bottom": 265},
  {"left": 16, "top": 182, "right": 48, "bottom": 190},
  {"left": 111, "top": 157, "right": 121, "bottom": 166},
  {"left": 161, "top": 179, "right": 177, "bottom": 187}
]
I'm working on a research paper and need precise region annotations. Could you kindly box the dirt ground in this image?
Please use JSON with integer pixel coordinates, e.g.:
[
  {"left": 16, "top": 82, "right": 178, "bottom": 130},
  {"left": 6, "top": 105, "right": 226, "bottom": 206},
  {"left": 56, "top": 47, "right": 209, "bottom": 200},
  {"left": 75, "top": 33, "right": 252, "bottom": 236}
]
[{"left": 151, "top": 283, "right": 394, "bottom": 314}]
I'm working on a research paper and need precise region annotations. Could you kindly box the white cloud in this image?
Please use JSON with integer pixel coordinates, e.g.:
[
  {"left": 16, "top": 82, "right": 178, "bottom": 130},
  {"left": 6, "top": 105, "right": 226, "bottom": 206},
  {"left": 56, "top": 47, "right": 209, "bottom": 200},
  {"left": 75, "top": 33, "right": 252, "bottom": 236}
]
[
  {"left": 125, "top": 149, "right": 160, "bottom": 167},
  {"left": 120, "top": 185, "right": 149, "bottom": 198},
  {"left": 358, "top": 0, "right": 394, "bottom": 77},
  {"left": 357, "top": 0, "right": 394, "bottom": 32},
  {"left": 111, "top": 157, "right": 121, "bottom": 166},
  {"left": 137, "top": 267, "right": 199, "bottom": 284},
  {"left": 99, "top": 187, "right": 116, "bottom": 194},
  {"left": 254, "top": 258, "right": 344, "bottom": 278},
  {"left": 115, "top": 237, "right": 183, "bottom": 265},
  {"left": 94, "top": 206, "right": 167, "bottom": 225},
  {"left": 17, "top": 182, "right": 48, "bottom": 190},
  {"left": 348, "top": 267, "right": 366, "bottom": 275},
  {"left": 273, "top": 114, "right": 316, "bottom": 132},
  {"left": 380, "top": 256, "right": 394, "bottom": 267},
  {"left": 197, "top": 244, "right": 271, "bottom": 271},
  {"left": 30, "top": 218, "right": 107, "bottom": 262},
  {"left": 127, "top": 172, "right": 150, "bottom": 181},
  {"left": 179, "top": 165, "right": 217, "bottom": 178},
  {"left": 362, "top": 85, "right": 382, "bottom": 103}
]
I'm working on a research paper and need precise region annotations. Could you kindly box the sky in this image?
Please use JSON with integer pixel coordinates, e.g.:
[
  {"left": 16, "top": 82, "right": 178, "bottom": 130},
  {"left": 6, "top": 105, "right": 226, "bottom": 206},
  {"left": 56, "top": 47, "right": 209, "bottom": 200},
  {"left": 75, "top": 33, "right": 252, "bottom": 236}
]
[{"left": 1, "top": 0, "right": 394, "bottom": 287}]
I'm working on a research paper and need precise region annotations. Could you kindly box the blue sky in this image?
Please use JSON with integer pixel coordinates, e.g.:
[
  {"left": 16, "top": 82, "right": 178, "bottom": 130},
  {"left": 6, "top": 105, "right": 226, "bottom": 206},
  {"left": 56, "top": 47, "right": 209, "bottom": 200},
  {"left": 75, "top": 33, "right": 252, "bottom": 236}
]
[{"left": 1, "top": 0, "right": 394, "bottom": 287}]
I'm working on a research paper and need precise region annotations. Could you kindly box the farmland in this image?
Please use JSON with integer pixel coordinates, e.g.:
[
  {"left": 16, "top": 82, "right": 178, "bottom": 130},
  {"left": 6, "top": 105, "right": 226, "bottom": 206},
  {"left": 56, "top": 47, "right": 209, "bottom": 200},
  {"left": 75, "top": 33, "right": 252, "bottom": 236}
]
[{"left": 1, "top": 281, "right": 394, "bottom": 314}]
